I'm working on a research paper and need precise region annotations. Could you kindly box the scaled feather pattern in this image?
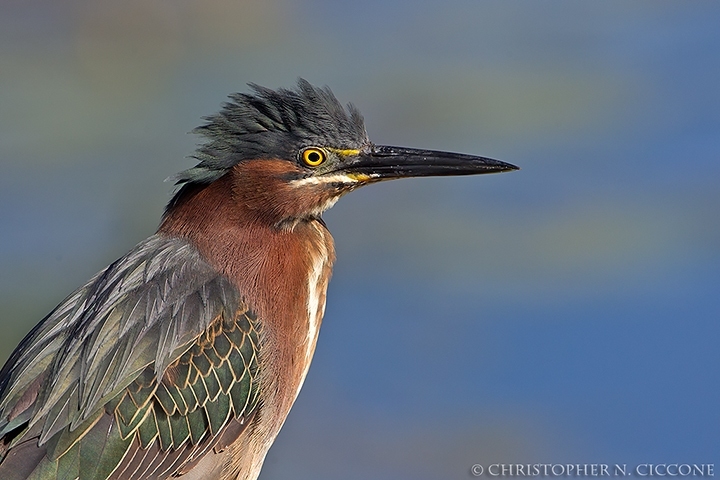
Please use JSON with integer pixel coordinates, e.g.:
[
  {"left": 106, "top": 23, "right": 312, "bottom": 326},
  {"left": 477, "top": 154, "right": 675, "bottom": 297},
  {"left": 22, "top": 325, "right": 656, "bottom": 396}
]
[{"left": 0, "top": 235, "right": 261, "bottom": 479}]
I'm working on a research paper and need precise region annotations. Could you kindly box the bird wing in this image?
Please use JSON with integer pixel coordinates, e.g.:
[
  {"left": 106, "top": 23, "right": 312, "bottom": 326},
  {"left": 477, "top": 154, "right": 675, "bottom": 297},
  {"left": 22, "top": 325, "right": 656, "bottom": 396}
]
[{"left": 0, "top": 234, "right": 261, "bottom": 479}]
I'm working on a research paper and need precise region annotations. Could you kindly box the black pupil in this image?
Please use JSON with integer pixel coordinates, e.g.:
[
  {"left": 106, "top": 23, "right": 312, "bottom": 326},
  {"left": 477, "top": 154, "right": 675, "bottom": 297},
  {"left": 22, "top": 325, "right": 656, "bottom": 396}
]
[{"left": 308, "top": 151, "right": 321, "bottom": 163}]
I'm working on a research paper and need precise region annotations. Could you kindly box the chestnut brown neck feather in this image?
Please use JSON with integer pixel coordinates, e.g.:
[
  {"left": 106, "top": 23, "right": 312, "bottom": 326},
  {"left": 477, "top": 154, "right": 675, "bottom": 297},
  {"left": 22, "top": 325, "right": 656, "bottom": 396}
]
[
  {"left": 159, "top": 161, "right": 336, "bottom": 312},
  {"left": 158, "top": 163, "right": 336, "bottom": 415}
]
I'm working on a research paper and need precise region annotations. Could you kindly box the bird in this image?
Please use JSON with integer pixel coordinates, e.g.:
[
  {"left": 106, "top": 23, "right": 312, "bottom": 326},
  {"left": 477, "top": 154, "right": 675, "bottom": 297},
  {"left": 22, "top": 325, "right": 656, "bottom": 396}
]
[{"left": 0, "top": 79, "right": 517, "bottom": 480}]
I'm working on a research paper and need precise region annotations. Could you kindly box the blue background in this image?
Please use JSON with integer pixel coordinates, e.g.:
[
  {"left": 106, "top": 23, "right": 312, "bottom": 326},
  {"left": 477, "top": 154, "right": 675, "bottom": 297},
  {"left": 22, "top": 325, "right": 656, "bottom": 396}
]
[{"left": 1, "top": 1, "right": 718, "bottom": 478}]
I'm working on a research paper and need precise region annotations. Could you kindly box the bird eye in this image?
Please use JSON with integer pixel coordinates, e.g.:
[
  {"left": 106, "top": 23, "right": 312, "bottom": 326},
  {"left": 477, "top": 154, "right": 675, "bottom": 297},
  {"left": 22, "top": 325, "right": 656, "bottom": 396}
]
[{"left": 301, "top": 147, "right": 327, "bottom": 167}]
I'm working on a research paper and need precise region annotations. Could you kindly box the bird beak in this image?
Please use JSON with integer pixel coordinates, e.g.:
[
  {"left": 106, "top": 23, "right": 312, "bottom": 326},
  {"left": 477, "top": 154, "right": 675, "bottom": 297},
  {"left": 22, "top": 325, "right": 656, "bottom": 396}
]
[{"left": 339, "top": 145, "right": 518, "bottom": 181}]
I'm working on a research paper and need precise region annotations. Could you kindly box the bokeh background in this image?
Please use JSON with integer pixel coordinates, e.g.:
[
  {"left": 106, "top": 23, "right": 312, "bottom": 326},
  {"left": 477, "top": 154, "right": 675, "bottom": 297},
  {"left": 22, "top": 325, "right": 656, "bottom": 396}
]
[{"left": 1, "top": 1, "right": 718, "bottom": 478}]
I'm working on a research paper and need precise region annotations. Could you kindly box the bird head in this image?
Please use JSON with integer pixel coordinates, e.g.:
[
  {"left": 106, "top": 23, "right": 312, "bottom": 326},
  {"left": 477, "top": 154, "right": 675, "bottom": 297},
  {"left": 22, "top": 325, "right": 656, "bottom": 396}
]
[{"left": 166, "top": 79, "right": 517, "bottom": 229}]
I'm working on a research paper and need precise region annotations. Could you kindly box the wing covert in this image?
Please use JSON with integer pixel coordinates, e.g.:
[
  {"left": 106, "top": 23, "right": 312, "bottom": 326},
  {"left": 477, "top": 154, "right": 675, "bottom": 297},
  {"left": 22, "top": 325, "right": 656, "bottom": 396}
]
[{"left": 0, "top": 234, "right": 262, "bottom": 479}]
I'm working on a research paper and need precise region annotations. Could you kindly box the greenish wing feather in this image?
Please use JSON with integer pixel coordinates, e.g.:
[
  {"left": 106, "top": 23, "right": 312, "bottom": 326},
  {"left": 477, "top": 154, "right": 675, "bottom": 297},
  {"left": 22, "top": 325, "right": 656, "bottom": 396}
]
[
  {"left": 27, "top": 308, "right": 262, "bottom": 480},
  {"left": 0, "top": 234, "right": 262, "bottom": 479},
  {"left": 109, "top": 308, "right": 261, "bottom": 479}
]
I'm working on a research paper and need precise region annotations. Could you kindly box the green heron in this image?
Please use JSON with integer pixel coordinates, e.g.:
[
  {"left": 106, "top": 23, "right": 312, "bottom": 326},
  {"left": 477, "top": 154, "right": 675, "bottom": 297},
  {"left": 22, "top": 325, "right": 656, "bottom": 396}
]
[{"left": 0, "top": 80, "right": 517, "bottom": 480}]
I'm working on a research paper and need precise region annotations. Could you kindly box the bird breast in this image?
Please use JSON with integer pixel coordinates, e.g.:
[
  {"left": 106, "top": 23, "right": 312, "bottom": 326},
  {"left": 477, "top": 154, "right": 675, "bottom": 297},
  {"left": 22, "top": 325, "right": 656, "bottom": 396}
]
[{"left": 299, "top": 221, "right": 332, "bottom": 391}]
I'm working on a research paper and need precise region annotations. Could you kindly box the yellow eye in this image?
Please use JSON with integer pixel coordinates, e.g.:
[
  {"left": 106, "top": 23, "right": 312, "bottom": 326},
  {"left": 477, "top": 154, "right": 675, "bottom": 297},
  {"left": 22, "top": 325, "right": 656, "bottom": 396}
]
[{"left": 301, "top": 147, "right": 327, "bottom": 167}]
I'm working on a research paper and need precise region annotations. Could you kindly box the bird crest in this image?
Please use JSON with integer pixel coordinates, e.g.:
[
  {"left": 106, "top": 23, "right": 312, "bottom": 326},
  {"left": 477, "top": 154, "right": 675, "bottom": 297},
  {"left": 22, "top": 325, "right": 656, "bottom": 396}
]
[{"left": 174, "top": 79, "right": 369, "bottom": 188}]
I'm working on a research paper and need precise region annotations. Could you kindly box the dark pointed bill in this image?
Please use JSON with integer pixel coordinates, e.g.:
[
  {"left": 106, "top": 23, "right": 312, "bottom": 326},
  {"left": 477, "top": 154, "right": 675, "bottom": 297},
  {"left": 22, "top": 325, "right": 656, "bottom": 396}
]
[{"left": 340, "top": 145, "right": 518, "bottom": 180}]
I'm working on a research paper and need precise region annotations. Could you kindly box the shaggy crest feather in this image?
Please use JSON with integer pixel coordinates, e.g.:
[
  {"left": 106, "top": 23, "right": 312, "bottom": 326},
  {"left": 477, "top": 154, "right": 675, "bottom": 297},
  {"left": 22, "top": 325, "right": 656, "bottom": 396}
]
[{"left": 173, "top": 79, "right": 369, "bottom": 190}]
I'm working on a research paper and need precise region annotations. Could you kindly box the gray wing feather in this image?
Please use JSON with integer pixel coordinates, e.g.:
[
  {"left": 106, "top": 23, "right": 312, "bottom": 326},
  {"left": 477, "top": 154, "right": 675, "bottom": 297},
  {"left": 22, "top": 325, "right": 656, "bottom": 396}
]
[{"left": 0, "top": 234, "right": 241, "bottom": 447}]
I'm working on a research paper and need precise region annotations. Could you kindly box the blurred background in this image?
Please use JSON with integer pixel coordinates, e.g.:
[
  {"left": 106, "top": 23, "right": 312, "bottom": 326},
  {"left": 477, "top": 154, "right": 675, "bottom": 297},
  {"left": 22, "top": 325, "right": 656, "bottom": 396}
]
[{"left": 1, "top": 1, "right": 718, "bottom": 478}]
